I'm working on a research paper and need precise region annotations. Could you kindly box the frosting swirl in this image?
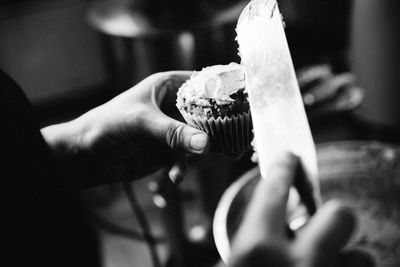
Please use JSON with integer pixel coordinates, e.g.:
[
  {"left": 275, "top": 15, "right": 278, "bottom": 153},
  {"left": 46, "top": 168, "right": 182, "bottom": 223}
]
[{"left": 178, "top": 62, "right": 246, "bottom": 106}]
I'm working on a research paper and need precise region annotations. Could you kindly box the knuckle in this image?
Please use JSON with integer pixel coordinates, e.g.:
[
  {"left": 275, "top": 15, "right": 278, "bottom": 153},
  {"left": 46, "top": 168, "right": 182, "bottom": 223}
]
[{"left": 166, "top": 122, "right": 184, "bottom": 150}]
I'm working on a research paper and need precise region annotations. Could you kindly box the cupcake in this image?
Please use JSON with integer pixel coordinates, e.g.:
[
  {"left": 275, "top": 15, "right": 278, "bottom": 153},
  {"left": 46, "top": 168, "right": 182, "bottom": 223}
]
[{"left": 176, "top": 62, "right": 252, "bottom": 154}]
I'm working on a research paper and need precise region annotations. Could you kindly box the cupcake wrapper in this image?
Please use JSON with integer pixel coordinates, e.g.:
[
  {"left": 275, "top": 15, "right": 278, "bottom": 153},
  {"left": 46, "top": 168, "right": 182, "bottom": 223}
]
[{"left": 179, "top": 109, "right": 253, "bottom": 154}]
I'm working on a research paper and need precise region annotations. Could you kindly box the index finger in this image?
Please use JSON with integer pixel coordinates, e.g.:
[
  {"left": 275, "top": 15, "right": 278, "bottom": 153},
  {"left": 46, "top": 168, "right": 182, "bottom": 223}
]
[
  {"left": 152, "top": 71, "right": 193, "bottom": 106},
  {"left": 233, "top": 152, "right": 298, "bottom": 248},
  {"left": 150, "top": 71, "right": 193, "bottom": 120},
  {"left": 254, "top": 152, "right": 298, "bottom": 237}
]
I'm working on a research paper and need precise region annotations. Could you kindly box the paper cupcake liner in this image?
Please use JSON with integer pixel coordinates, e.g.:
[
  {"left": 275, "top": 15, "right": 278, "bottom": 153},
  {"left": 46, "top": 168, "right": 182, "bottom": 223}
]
[{"left": 179, "top": 109, "right": 253, "bottom": 154}]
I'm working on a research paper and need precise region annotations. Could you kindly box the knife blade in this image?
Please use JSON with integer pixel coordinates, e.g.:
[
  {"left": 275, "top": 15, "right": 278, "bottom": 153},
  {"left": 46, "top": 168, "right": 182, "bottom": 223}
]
[{"left": 236, "top": 0, "right": 320, "bottom": 214}]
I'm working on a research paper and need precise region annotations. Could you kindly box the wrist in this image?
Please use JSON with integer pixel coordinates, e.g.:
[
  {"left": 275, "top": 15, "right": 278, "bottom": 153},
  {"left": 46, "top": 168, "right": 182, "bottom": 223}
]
[
  {"left": 41, "top": 113, "right": 115, "bottom": 188},
  {"left": 41, "top": 117, "right": 102, "bottom": 188},
  {"left": 41, "top": 119, "right": 84, "bottom": 161}
]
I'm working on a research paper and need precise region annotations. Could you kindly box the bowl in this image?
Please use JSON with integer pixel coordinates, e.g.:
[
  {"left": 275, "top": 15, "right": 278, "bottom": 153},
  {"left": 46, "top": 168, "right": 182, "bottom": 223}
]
[{"left": 213, "top": 141, "right": 400, "bottom": 266}]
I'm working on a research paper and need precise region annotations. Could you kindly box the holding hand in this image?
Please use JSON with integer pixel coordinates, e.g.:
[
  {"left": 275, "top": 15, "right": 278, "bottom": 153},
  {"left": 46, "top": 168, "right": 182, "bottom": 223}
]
[
  {"left": 229, "top": 153, "right": 372, "bottom": 267},
  {"left": 41, "top": 71, "right": 210, "bottom": 187}
]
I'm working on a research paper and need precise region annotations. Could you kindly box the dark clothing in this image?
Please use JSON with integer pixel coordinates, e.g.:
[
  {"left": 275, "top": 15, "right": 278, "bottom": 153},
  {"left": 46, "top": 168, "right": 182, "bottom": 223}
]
[{"left": 1, "top": 70, "right": 100, "bottom": 266}]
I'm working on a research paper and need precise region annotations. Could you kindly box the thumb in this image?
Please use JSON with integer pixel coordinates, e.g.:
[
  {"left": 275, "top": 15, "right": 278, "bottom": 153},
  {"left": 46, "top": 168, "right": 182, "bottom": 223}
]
[
  {"left": 293, "top": 200, "right": 356, "bottom": 267},
  {"left": 143, "top": 110, "right": 210, "bottom": 154}
]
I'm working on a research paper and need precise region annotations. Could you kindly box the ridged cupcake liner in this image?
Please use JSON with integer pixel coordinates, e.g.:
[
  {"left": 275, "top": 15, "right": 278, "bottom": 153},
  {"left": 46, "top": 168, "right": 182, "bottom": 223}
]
[{"left": 179, "top": 109, "right": 253, "bottom": 154}]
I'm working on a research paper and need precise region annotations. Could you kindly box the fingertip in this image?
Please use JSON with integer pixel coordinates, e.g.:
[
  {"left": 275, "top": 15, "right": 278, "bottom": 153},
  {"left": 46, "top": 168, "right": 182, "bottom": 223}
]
[
  {"left": 168, "top": 162, "right": 186, "bottom": 184},
  {"left": 165, "top": 120, "right": 210, "bottom": 154},
  {"left": 188, "top": 130, "right": 210, "bottom": 154},
  {"left": 169, "top": 166, "right": 183, "bottom": 184}
]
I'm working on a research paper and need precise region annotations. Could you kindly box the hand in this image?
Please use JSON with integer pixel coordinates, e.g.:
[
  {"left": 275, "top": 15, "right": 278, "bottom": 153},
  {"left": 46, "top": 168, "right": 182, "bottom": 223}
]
[
  {"left": 228, "top": 153, "right": 372, "bottom": 267},
  {"left": 41, "top": 71, "right": 210, "bottom": 187}
]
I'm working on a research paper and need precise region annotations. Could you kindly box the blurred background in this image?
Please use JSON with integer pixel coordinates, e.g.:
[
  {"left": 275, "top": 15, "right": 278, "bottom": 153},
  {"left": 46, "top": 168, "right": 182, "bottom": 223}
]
[
  {"left": 0, "top": 0, "right": 356, "bottom": 126},
  {"left": 1, "top": 0, "right": 399, "bottom": 266}
]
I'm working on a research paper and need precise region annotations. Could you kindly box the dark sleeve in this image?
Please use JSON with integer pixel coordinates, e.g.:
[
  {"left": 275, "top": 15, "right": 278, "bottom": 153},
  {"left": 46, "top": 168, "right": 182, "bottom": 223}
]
[{"left": 0, "top": 70, "right": 100, "bottom": 266}]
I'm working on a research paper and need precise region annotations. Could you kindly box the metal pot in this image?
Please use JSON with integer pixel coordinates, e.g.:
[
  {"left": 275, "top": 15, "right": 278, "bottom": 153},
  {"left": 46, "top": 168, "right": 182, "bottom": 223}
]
[{"left": 86, "top": 0, "right": 246, "bottom": 91}]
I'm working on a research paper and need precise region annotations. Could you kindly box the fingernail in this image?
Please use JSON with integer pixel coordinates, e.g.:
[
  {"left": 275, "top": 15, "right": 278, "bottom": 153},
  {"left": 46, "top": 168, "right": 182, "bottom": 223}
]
[
  {"left": 190, "top": 133, "right": 208, "bottom": 153},
  {"left": 169, "top": 165, "right": 183, "bottom": 184}
]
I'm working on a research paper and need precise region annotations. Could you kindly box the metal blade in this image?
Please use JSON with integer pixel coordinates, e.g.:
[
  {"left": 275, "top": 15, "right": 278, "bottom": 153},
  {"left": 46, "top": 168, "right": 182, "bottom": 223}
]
[{"left": 236, "top": 0, "right": 320, "bottom": 205}]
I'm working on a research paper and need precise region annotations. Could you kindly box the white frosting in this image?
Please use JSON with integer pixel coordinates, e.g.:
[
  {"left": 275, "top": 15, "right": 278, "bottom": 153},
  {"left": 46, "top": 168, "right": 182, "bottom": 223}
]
[{"left": 178, "top": 62, "right": 246, "bottom": 106}]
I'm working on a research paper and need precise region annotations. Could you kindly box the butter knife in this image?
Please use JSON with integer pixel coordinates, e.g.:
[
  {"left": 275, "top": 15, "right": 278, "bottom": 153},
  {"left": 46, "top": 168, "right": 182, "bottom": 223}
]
[{"left": 236, "top": 0, "right": 320, "bottom": 216}]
